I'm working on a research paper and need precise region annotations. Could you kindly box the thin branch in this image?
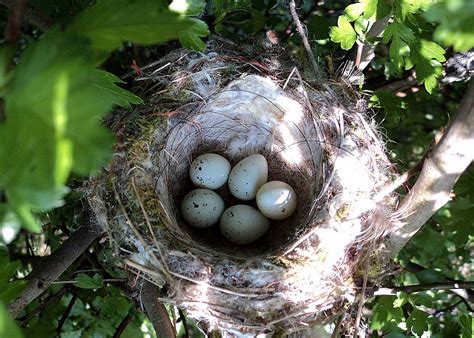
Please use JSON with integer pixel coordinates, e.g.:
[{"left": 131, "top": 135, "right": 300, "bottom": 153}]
[
  {"left": 141, "top": 282, "right": 176, "bottom": 338},
  {"left": 178, "top": 309, "right": 189, "bottom": 338},
  {"left": 384, "top": 82, "right": 474, "bottom": 257},
  {"left": 56, "top": 289, "right": 78, "bottom": 334},
  {"left": 0, "top": 0, "right": 54, "bottom": 30},
  {"left": 288, "top": 0, "right": 321, "bottom": 79},
  {"left": 113, "top": 314, "right": 133, "bottom": 338},
  {"left": 374, "top": 281, "right": 474, "bottom": 295},
  {"left": 8, "top": 217, "right": 102, "bottom": 317},
  {"left": 18, "top": 286, "right": 68, "bottom": 326}
]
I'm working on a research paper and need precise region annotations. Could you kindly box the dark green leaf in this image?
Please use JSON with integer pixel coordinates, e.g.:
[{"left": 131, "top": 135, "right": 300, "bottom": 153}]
[
  {"left": 406, "top": 308, "right": 430, "bottom": 336},
  {"left": 0, "top": 302, "right": 23, "bottom": 338},
  {"left": 178, "top": 18, "right": 210, "bottom": 51},
  {"left": 424, "top": 0, "right": 474, "bottom": 51},
  {"left": 74, "top": 273, "right": 104, "bottom": 289},
  {"left": 460, "top": 314, "right": 473, "bottom": 338},
  {"left": 69, "top": 0, "right": 209, "bottom": 51},
  {"left": 408, "top": 39, "right": 446, "bottom": 93}
]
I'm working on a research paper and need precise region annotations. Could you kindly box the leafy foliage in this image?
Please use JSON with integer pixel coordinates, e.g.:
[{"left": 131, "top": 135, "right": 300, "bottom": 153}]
[
  {"left": 0, "top": 0, "right": 472, "bottom": 337},
  {"left": 424, "top": 0, "right": 474, "bottom": 52},
  {"left": 329, "top": 0, "right": 453, "bottom": 93}
]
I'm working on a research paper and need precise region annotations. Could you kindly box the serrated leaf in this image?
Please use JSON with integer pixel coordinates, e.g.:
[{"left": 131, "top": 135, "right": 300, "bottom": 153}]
[
  {"left": 0, "top": 302, "right": 23, "bottom": 338},
  {"left": 69, "top": 0, "right": 209, "bottom": 51},
  {"left": 424, "top": 0, "right": 474, "bottom": 52},
  {"left": 344, "top": 3, "right": 365, "bottom": 22},
  {"left": 370, "top": 296, "right": 405, "bottom": 331},
  {"left": 393, "top": 0, "right": 418, "bottom": 21},
  {"left": 406, "top": 309, "right": 430, "bottom": 336},
  {"left": 178, "top": 18, "right": 209, "bottom": 51},
  {"left": 393, "top": 292, "right": 409, "bottom": 308},
  {"left": 383, "top": 22, "right": 415, "bottom": 44},
  {"left": 409, "top": 39, "right": 446, "bottom": 93},
  {"left": 389, "top": 36, "right": 411, "bottom": 71},
  {"left": 74, "top": 273, "right": 104, "bottom": 289},
  {"left": 1, "top": 29, "right": 141, "bottom": 232},
  {"left": 329, "top": 16, "right": 357, "bottom": 50}
]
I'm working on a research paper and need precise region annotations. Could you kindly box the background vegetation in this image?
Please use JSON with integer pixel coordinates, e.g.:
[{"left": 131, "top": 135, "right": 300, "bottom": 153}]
[{"left": 0, "top": 0, "right": 472, "bottom": 337}]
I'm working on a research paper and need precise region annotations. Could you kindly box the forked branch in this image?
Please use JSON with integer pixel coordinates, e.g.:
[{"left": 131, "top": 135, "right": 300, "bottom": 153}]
[{"left": 384, "top": 82, "right": 474, "bottom": 257}]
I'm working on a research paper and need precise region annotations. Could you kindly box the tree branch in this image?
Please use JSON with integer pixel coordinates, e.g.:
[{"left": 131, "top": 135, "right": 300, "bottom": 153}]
[
  {"left": 374, "top": 281, "right": 474, "bottom": 295},
  {"left": 8, "top": 219, "right": 102, "bottom": 317},
  {"left": 384, "top": 82, "right": 474, "bottom": 257},
  {"left": 56, "top": 289, "right": 78, "bottom": 333},
  {"left": 18, "top": 286, "right": 68, "bottom": 326},
  {"left": 141, "top": 282, "right": 176, "bottom": 338},
  {"left": 0, "top": 0, "right": 53, "bottom": 30},
  {"left": 113, "top": 314, "right": 133, "bottom": 338},
  {"left": 288, "top": 0, "right": 322, "bottom": 79}
]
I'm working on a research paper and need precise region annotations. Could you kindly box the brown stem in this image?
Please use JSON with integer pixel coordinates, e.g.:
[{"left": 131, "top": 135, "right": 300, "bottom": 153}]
[
  {"left": 56, "top": 289, "right": 78, "bottom": 333},
  {"left": 288, "top": 0, "right": 321, "bottom": 79},
  {"left": 113, "top": 314, "right": 134, "bottom": 338},
  {"left": 0, "top": 0, "right": 53, "bottom": 31},
  {"left": 384, "top": 82, "right": 474, "bottom": 257},
  {"left": 7, "top": 222, "right": 102, "bottom": 317},
  {"left": 141, "top": 282, "right": 176, "bottom": 338}
]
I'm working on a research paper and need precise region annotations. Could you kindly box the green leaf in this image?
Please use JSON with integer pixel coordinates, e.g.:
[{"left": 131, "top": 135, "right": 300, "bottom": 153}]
[
  {"left": 424, "top": 0, "right": 474, "bottom": 51},
  {"left": 389, "top": 36, "right": 411, "bottom": 71},
  {"left": 460, "top": 314, "right": 473, "bottom": 338},
  {"left": 344, "top": 3, "right": 365, "bottom": 22},
  {"left": 393, "top": 292, "right": 408, "bottom": 308},
  {"left": 393, "top": 0, "right": 417, "bottom": 21},
  {"left": 0, "top": 302, "right": 23, "bottom": 338},
  {"left": 69, "top": 0, "right": 209, "bottom": 51},
  {"left": 329, "top": 16, "right": 357, "bottom": 50},
  {"left": 0, "top": 45, "right": 16, "bottom": 95},
  {"left": 370, "top": 296, "right": 405, "bottom": 331},
  {"left": 0, "top": 256, "right": 27, "bottom": 306},
  {"left": 74, "top": 273, "right": 104, "bottom": 289},
  {"left": 178, "top": 18, "right": 209, "bottom": 51},
  {"left": 370, "top": 90, "right": 407, "bottom": 121},
  {"left": 406, "top": 308, "right": 430, "bottom": 336},
  {"left": 383, "top": 22, "right": 415, "bottom": 44},
  {"left": 408, "top": 39, "right": 446, "bottom": 93},
  {"left": 1, "top": 28, "right": 141, "bottom": 232}
]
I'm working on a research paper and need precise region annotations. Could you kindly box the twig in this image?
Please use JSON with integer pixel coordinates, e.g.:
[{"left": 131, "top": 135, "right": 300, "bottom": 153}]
[
  {"left": 56, "top": 289, "right": 78, "bottom": 333},
  {"left": 18, "top": 286, "right": 68, "bottom": 326},
  {"left": 113, "top": 314, "right": 133, "bottom": 338},
  {"left": 141, "top": 282, "right": 176, "bottom": 338},
  {"left": 374, "top": 281, "right": 474, "bottom": 295},
  {"left": 8, "top": 217, "right": 102, "bottom": 317},
  {"left": 0, "top": 0, "right": 53, "bottom": 31},
  {"left": 178, "top": 309, "right": 189, "bottom": 338},
  {"left": 288, "top": 0, "right": 321, "bottom": 79},
  {"left": 384, "top": 82, "right": 474, "bottom": 257}
]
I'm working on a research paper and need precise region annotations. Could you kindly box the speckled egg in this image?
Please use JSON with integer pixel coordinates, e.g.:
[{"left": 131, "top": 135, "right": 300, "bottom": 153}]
[
  {"left": 256, "top": 181, "right": 297, "bottom": 220},
  {"left": 181, "top": 189, "right": 225, "bottom": 228},
  {"left": 228, "top": 154, "right": 268, "bottom": 200},
  {"left": 189, "top": 153, "right": 231, "bottom": 190},
  {"left": 220, "top": 205, "right": 270, "bottom": 245}
]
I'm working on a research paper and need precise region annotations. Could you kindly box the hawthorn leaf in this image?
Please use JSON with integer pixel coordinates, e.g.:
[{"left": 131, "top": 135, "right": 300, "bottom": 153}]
[
  {"left": 69, "top": 0, "right": 209, "bottom": 51},
  {"left": 74, "top": 273, "right": 104, "bottom": 289},
  {"left": 344, "top": 3, "right": 365, "bottom": 22},
  {"left": 424, "top": 0, "right": 474, "bottom": 51},
  {"left": 329, "top": 16, "right": 356, "bottom": 50},
  {"left": 406, "top": 308, "right": 430, "bottom": 336}
]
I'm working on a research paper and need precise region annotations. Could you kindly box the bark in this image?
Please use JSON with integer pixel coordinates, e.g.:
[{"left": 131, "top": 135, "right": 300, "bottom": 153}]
[
  {"left": 141, "top": 282, "right": 176, "bottom": 338},
  {"left": 384, "top": 82, "right": 474, "bottom": 257},
  {"left": 7, "top": 217, "right": 102, "bottom": 317}
]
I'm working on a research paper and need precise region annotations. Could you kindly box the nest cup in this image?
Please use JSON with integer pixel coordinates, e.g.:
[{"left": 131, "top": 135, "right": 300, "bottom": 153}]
[{"left": 89, "top": 40, "right": 397, "bottom": 336}]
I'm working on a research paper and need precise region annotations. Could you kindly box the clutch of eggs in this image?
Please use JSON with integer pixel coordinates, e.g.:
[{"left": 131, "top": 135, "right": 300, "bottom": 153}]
[{"left": 183, "top": 153, "right": 297, "bottom": 245}]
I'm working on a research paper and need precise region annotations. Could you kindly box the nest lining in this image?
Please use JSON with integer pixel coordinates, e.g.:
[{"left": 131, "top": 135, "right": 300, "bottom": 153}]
[{"left": 89, "top": 39, "right": 397, "bottom": 336}]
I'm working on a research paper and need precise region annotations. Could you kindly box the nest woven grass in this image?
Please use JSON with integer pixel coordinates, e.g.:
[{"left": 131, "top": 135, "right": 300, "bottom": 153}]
[{"left": 88, "top": 38, "right": 397, "bottom": 336}]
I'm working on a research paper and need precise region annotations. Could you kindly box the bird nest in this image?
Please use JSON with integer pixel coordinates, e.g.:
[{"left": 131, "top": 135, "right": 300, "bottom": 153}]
[{"left": 88, "top": 38, "right": 397, "bottom": 336}]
